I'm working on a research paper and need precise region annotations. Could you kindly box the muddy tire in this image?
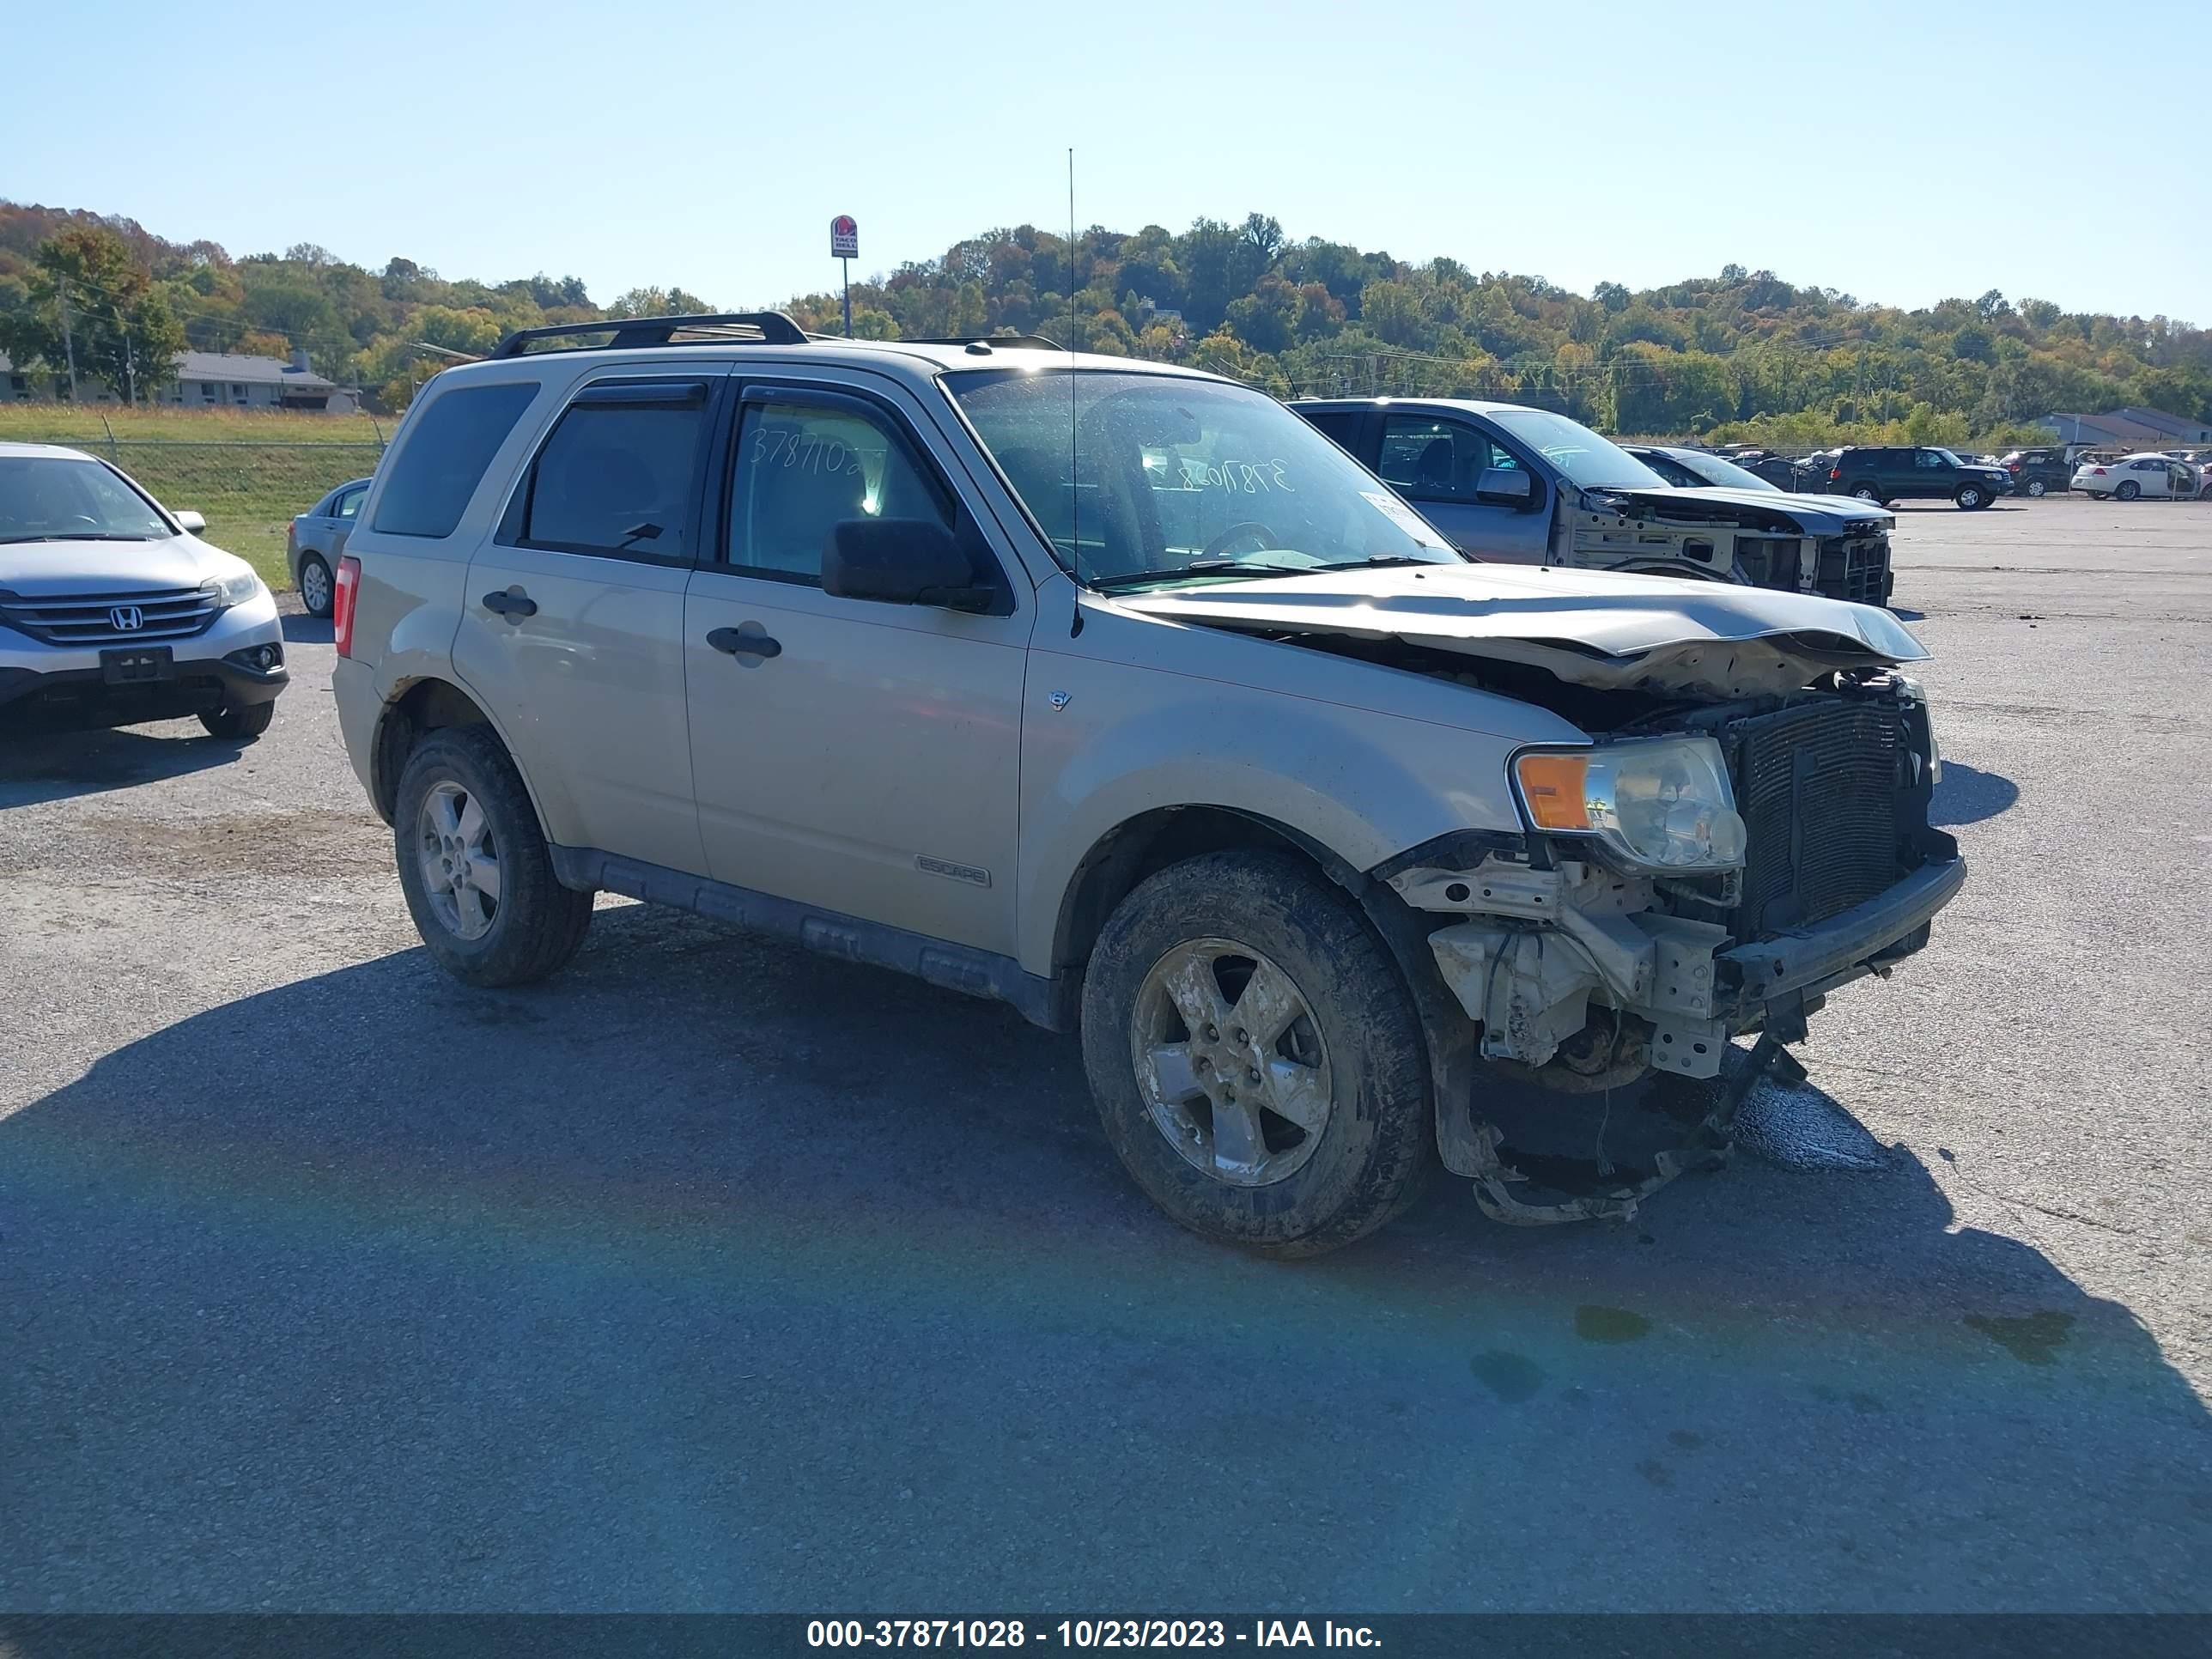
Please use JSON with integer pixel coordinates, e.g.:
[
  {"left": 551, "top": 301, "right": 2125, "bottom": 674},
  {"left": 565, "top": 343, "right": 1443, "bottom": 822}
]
[
  {"left": 1080, "top": 850, "right": 1433, "bottom": 1257},
  {"left": 2116, "top": 480, "right": 2140, "bottom": 501},
  {"left": 393, "top": 725, "right": 592, "bottom": 988},
  {"left": 198, "top": 700, "right": 274, "bottom": 741}
]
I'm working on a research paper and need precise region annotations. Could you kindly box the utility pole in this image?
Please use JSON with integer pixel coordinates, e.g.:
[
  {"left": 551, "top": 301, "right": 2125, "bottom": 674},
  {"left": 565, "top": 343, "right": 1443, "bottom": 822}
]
[
  {"left": 58, "top": 276, "right": 80, "bottom": 403},
  {"left": 124, "top": 318, "right": 137, "bottom": 408}
]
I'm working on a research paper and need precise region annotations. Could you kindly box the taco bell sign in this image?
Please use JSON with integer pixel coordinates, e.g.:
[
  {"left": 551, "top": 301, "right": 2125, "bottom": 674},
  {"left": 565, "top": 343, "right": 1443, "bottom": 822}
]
[{"left": 830, "top": 216, "right": 859, "bottom": 260}]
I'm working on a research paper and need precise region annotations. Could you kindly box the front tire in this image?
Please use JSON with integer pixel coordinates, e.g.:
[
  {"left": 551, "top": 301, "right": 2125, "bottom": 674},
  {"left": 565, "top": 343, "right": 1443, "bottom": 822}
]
[
  {"left": 2116, "top": 480, "right": 2141, "bottom": 501},
  {"left": 297, "top": 553, "right": 335, "bottom": 618},
  {"left": 1079, "top": 850, "right": 1434, "bottom": 1257},
  {"left": 1954, "top": 483, "right": 1988, "bottom": 509},
  {"left": 393, "top": 726, "right": 592, "bottom": 988},
  {"left": 198, "top": 701, "right": 274, "bottom": 741}
]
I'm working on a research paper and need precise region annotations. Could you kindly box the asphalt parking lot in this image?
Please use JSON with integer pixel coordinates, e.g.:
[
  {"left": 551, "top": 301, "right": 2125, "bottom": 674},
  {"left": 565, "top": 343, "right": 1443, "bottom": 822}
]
[{"left": 3, "top": 495, "right": 2209, "bottom": 1613}]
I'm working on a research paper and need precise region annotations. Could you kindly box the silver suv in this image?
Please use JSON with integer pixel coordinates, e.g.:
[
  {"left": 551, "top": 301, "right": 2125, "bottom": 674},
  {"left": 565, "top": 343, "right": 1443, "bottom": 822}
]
[
  {"left": 332, "top": 314, "right": 1964, "bottom": 1255},
  {"left": 1, "top": 443, "right": 288, "bottom": 738}
]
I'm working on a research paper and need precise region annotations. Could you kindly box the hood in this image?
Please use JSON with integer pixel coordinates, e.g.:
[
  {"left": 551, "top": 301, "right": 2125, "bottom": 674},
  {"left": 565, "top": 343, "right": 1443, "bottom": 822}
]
[
  {"left": 1115, "top": 562, "right": 1928, "bottom": 700},
  {"left": 1593, "top": 483, "right": 1889, "bottom": 536},
  {"left": 0, "top": 532, "right": 247, "bottom": 597}
]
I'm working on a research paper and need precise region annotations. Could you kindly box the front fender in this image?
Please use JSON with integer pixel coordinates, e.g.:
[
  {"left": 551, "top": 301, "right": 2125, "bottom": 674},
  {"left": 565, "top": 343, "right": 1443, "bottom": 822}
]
[{"left": 1014, "top": 596, "right": 1580, "bottom": 975}]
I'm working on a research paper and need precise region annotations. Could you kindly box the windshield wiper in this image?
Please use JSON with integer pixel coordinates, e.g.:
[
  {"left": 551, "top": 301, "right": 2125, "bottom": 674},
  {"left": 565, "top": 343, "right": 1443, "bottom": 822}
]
[
  {"left": 0, "top": 532, "right": 160, "bottom": 544},
  {"left": 1308, "top": 554, "right": 1443, "bottom": 572},
  {"left": 1091, "top": 559, "right": 1310, "bottom": 592}
]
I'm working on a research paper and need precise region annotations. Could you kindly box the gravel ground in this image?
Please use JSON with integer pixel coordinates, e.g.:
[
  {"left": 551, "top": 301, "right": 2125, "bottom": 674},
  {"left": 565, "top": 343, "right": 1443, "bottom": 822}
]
[{"left": 3, "top": 495, "right": 2208, "bottom": 1612}]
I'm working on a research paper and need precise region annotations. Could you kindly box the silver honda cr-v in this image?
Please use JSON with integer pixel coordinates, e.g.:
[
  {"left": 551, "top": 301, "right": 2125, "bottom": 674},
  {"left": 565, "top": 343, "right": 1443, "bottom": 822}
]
[{"left": 0, "top": 443, "right": 288, "bottom": 738}]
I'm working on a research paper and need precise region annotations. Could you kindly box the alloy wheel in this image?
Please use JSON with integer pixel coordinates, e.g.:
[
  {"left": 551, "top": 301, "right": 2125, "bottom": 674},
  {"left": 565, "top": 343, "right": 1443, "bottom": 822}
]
[
  {"left": 416, "top": 780, "right": 501, "bottom": 940},
  {"left": 300, "top": 557, "right": 332, "bottom": 614},
  {"left": 1129, "top": 938, "right": 1334, "bottom": 1186}
]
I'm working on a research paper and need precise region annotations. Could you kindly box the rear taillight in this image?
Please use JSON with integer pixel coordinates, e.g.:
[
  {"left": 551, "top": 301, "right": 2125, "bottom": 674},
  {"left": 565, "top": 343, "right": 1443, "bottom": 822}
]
[
  {"left": 2091, "top": 467, "right": 2106, "bottom": 476},
  {"left": 1828, "top": 466, "right": 1841, "bottom": 481},
  {"left": 333, "top": 555, "right": 361, "bottom": 658},
  {"left": 2009, "top": 463, "right": 2021, "bottom": 473}
]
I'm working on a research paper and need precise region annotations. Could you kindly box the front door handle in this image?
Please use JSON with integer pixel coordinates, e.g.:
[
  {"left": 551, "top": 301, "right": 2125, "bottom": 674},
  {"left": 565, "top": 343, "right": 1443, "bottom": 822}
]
[
  {"left": 707, "top": 627, "right": 781, "bottom": 659},
  {"left": 482, "top": 588, "right": 537, "bottom": 618}
]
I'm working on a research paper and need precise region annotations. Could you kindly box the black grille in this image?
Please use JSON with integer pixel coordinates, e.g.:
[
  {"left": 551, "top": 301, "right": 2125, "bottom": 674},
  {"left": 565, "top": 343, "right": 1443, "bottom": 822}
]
[
  {"left": 0, "top": 585, "right": 220, "bottom": 645},
  {"left": 1726, "top": 700, "right": 1910, "bottom": 939},
  {"left": 1817, "top": 535, "right": 1891, "bottom": 605}
]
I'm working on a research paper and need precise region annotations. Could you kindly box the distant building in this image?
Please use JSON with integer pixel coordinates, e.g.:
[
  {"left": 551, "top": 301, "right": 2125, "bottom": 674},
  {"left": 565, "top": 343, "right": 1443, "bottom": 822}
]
[
  {"left": 0, "top": 347, "right": 357, "bottom": 414},
  {"left": 2039, "top": 406, "right": 2212, "bottom": 448}
]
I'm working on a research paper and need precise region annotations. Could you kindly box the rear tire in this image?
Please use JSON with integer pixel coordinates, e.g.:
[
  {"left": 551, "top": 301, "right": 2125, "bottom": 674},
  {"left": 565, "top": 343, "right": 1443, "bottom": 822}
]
[
  {"left": 2025, "top": 478, "right": 2047, "bottom": 497},
  {"left": 198, "top": 700, "right": 274, "bottom": 741},
  {"left": 1080, "top": 849, "right": 1434, "bottom": 1257},
  {"left": 2116, "top": 480, "right": 2141, "bottom": 501},
  {"left": 393, "top": 726, "right": 592, "bottom": 988},
  {"left": 1849, "top": 482, "right": 1882, "bottom": 502},
  {"left": 297, "top": 553, "right": 335, "bottom": 618}
]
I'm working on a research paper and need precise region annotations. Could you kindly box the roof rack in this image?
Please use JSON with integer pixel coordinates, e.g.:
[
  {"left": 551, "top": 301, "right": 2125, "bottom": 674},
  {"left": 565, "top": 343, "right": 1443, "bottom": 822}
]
[
  {"left": 488, "top": 311, "right": 811, "bottom": 359},
  {"left": 907, "top": 333, "right": 1066, "bottom": 353}
]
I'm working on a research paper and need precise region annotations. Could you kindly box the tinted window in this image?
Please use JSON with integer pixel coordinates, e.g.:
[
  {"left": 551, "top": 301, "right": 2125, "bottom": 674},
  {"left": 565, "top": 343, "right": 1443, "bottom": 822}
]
[
  {"left": 726, "top": 398, "right": 950, "bottom": 581},
  {"left": 373, "top": 381, "right": 538, "bottom": 538},
  {"left": 1299, "top": 410, "right": 1359, "bottom": 452},
  {"left": 1377, "top": 416, "right": 1514, "bottom": 499},
  {"left": 521, "top": 392, "right": 709, "bottom": 558}
]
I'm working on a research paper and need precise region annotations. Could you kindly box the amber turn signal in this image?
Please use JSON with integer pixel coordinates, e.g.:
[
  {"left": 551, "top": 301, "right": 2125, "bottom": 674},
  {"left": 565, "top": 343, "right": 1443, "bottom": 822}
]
[{"left": 1513, "top": 752, "right": 1590, "bottom": 831}]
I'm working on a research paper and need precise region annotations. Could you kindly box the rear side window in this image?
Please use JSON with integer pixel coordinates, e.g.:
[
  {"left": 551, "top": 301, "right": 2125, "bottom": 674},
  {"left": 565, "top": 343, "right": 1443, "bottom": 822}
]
[
  {"left": 519, "top": 381, "right": 711, "bottom": 559},
  {"left": 1299, "top": 410, "right": 1359, "bottom": 452},
  {"left": 372, "top": 382, "right": 538, "bottom": 538}
]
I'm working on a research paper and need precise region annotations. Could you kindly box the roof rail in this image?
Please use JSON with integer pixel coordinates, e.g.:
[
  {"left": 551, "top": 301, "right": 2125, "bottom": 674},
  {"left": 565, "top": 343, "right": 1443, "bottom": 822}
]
[
  {"left": 488, "top": 311, "right": 811, "bottom": 359},
  {"left": 907, "top": 333, "right": 1066, "bottom": 353}
]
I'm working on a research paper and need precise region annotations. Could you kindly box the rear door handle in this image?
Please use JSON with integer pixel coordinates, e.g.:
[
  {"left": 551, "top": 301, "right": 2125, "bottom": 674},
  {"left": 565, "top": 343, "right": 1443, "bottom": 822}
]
[
  {"left": 707, "top": 627, "right": 781, "bottom": 659},
  {"left": 482, "top": 588, "right": 537, "bottom": 618}
]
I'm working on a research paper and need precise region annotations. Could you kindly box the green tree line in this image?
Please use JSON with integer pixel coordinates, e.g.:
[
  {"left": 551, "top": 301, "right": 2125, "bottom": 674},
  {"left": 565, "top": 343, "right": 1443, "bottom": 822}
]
[{"left": 6, "top": 201, "right": 2209, "bottom": 447}]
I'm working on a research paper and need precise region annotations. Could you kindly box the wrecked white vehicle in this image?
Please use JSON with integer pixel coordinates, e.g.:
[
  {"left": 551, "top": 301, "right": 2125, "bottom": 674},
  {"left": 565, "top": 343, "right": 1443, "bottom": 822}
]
[
  {"left": 1293, "top": 398, "right": 1897, "bottom": 607},
  {"left": 333, "top": 331, "right": 1958, "bottom": 1255}
]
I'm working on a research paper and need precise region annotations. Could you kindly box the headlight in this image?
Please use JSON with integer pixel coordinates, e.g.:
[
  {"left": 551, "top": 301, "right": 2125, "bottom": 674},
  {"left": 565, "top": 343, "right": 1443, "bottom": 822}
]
[
  {"left": 1513, "top": 736, "right": 1747, "bottom": 872},
  {"left": 203, "top": 569, "right": 267, "bottom": 607}
]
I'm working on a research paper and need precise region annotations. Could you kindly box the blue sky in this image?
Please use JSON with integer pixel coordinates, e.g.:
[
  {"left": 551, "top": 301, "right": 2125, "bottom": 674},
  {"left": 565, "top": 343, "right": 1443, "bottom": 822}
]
[{"left": 4, "top": 0, "right": 2207, "bottom": 321}]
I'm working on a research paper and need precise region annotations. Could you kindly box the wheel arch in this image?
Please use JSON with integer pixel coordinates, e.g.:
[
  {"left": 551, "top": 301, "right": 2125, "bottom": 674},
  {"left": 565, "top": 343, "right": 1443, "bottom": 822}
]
[{"left": 368, "top": 676, "right": 552, "bottom": 842}]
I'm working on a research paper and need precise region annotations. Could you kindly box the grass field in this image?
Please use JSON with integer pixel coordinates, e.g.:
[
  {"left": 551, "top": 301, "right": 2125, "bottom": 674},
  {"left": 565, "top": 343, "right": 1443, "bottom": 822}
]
[{"left": 0, "top": 406, "right": 390, "bottom": 589}]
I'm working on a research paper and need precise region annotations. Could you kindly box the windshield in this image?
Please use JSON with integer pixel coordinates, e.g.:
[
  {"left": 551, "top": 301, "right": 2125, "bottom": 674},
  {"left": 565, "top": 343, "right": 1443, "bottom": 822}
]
[
  {"left": 1677, "top": 450, "right": 1780, "bottom": 492},
  {"left": 1487, "top": 408, "right": 1668, "bottom": 490},
  {"left": 0, "top": 455, "right": 173, "bottom": 544},
  {"left": 947, "top": 369, "right": 1460, "bottom": 588}
]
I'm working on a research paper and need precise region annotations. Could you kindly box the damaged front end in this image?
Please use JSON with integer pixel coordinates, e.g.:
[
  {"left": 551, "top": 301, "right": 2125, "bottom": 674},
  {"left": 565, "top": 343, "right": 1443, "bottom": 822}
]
[
  {"left": 1378, "top": 671, "right": 1962, "bottom": 1223},
  {"left": 1561, "top": 487, "right": 1894, "bottom": 608}
]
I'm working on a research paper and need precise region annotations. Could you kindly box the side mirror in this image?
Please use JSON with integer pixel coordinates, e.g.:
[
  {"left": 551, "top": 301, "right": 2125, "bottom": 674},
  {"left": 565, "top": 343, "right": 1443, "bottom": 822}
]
[
  {"left": 1474, "top": 468, "right": 1535, "bottom": 510},
  {"left": 822, "top": 519, "right": 993, "bottom": 611},
  {"left": 174, "top": 509, "right": 207, "bottom": 534}
]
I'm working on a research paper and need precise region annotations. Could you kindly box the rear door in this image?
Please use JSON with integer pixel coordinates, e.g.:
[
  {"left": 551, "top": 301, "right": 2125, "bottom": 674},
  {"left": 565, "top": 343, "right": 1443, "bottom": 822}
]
[
  {"left": 453, "top": 372, "right": 724, "bottom": 877},
  {"left": 683, "top": 374, "right": 1032, "bottom": 956},
  {"left": 1373, "top": 411, "right": 1549, "bottom": 562}
]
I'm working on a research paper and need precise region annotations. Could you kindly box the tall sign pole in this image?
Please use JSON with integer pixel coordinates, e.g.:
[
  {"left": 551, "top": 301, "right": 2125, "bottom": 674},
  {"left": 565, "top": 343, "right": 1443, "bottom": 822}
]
[{"left": 830, "top": 216, "right": 859, "bottom": 337}]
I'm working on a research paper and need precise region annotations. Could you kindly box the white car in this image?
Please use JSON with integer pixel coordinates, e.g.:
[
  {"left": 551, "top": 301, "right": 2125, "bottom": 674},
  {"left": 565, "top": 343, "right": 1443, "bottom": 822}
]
[
  {"left": 0, "top": 442, "right": 288, "bottom": 738},
  {"left": 2070, "top": 452, "right": 2201, "bottom": 501}
]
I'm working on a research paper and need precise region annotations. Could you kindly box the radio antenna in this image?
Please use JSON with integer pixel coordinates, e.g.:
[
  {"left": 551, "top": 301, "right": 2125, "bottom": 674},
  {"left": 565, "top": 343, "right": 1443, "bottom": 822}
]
[{"left": 1066, "top": 145, "right": 1084, "bottom": 638}]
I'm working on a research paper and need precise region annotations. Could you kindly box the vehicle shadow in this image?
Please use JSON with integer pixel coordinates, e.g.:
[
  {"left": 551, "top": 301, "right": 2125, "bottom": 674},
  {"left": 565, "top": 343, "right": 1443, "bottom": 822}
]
[
  {"left": 1930, "top": 760, "right": 2020, "bottom": 826},
  {"left": 3, "top": 903, "right": 2205, "bottom": 1612},
  {"left": 0, "top": 723, "right": 246, "bottom": 807},
  {"left": 281, "top": 614, "right": 333, "bottom": 645}
]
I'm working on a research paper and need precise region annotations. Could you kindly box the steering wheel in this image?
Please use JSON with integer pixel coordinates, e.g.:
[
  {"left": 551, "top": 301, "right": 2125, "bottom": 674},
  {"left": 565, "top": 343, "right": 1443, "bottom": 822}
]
[{"left": 1199, "top": 520, "right": 1280, "bottom": 560}]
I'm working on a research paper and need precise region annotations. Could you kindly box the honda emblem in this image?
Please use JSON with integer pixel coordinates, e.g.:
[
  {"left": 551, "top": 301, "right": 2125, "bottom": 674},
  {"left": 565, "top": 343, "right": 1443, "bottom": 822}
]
[{"left": 109, "top": 605, "right": 145, "bottom": 632}]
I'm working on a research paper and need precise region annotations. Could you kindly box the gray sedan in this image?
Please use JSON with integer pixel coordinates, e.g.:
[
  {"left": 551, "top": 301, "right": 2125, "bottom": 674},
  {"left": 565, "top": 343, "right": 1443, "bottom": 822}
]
[{"left": 288, "top": 477, "right": 371, "bottom": 617}]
